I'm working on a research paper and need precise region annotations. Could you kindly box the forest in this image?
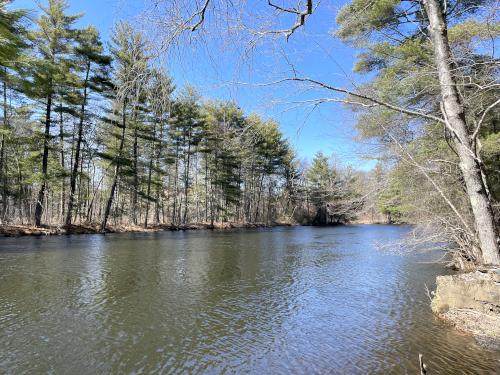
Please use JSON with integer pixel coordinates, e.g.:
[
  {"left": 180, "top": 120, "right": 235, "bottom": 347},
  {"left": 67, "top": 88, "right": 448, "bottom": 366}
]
[
  {"left": 0, "top": 0, "right": 363, "bottom": 233},
  {"left": 0, "top": 1, "right": 499, "bottom": 372},
  {"left": 1, "top": 0, "right": 499, "bottom": 269}
]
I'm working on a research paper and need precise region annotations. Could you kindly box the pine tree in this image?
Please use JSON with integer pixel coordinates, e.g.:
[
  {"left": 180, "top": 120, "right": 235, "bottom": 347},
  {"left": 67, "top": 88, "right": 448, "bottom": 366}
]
[
  {"left": 168, "top": 88, "right": 203, "bottom": 224},
  {"left": 65, "top": 26, "right": 111, "bottom": 225},
  {"left": 0, "top": 0, "right": 28, "bottom": 221},
  {"left": 200, "top": 101, "right": 245, "bottom": 224},
  {"left": 100, "top": 22, "right": 150, "bottom": 232},
  {"left": 26, "top": 0, "right": 82, "bottom": 226}
]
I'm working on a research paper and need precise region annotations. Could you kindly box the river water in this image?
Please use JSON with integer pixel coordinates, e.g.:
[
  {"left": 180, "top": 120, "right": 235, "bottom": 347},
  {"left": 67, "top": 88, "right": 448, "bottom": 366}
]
[{"left": 0, "top": 225, "right": 498, "bottom": 374}]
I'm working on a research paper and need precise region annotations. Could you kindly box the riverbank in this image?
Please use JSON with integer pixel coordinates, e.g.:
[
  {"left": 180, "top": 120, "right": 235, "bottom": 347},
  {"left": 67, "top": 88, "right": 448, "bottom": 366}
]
[
  {"left": 431, "top": 269, "right": 500, "bottom": 349},
  {"left": 350, "top": 211, "right": 390, "bottom": 225},
  {"left": 0, "top": 222, "right": 296, "bottom": 237}
]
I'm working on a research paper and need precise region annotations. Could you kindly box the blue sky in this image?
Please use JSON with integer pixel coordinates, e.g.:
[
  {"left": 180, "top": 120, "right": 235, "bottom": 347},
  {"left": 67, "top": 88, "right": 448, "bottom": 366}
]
[{"left": 14, "top": 0, "right": 377, "bottom": 170}]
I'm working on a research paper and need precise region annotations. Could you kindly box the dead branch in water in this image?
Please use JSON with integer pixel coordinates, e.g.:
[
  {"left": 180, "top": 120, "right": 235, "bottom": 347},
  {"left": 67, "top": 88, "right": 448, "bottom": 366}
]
[{"left": 419, "top": 353, "right": 428, "bottom": 375}]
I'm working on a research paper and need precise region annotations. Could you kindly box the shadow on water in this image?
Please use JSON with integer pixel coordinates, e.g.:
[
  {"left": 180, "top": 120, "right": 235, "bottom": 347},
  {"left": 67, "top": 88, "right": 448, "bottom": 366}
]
[{"left": 0, "top": 225, "right": 498, "bottom": 374}]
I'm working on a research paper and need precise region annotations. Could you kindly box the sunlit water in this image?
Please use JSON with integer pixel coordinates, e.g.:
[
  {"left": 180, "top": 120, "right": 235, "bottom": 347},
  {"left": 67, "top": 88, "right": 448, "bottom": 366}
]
[{"left": 0, "top": 225, "right": 498, "bottom": 374}]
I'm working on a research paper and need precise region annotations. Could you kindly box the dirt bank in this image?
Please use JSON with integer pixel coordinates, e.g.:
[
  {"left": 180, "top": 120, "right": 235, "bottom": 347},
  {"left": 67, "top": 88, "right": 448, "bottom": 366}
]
[
  {"left": 0, "top": 222, "right": 296, "bottom": 237},
  {"left": 431, "top": 269, "right": 500, "bottom": 348}
]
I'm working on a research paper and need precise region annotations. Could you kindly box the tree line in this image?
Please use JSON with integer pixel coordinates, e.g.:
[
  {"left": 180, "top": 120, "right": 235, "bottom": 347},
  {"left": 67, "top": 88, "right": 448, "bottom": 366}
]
[
  {"left": 0, "top": 0, "right": 362, "bottom": 231},
  {"left": 148, "top": 0, "right": 500, "bottom": 267}
]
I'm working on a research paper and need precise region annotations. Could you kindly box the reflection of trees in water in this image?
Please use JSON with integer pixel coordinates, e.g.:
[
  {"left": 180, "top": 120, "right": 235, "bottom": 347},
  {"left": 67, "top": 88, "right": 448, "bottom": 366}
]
[
  {"left": 2, "top": 229, "right": 498, "bottom": 374},
  {"left": 91, "top": 235, "right": 178, "bottom": 373}
]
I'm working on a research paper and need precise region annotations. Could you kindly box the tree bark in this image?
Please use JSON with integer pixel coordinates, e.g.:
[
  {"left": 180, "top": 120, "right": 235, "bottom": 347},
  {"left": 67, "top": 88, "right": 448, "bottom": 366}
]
[
  {"left": 1, "top": 74, "right": 8, "bottom": 221},
  {"left": 59, "top": 102, "right": 65, "bottom": 220},
  {"left": 66, "top": 62, "right": 90, "bottom": 225},
  {"left": 132, "top": 115, "right": 139, "bottom": 225},
  {"left": 35, "top": 91, "right": 53, "bottom": 227},
  {"left": 424, "top": 0, "right": 500, "bottom": 265},
  {"left": 183, "top": 131, "right": 192, "bottom": 224},
  {"left": 154, "top": 117, "right": 165, "bottom": 225},
  {"left": 172, "top": 143, "right": 179, "bottom": 224},
  {"left": 65, "top": 62, "right": 90, "bottom": 225},
  {"left": 145, "top": 120, "right": 157, "bottom": 228},
  {"left": 101, "top": 101, "right": 127, "bottom": 232}
]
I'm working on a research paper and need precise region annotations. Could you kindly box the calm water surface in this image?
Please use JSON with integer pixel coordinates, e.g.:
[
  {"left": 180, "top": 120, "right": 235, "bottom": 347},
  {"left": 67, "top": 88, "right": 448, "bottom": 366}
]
[{"left": 0, "top": 225, "right": 499, "bottom": 374}]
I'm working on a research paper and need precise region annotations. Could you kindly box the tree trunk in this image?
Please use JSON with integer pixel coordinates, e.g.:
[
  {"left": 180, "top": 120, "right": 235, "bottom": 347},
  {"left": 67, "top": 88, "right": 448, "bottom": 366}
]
[
  {"left": 35, "top": 91, "right": 52, "bottom": 227},
  {"left": 154, "top": 119, "right": 164, "bottom": 225},
  {"left": 101, "top": 101, "right": 127, "bottom": 232},
  {"left": 172, "top": 144, "right": 179, "bottom": 224},
  {"left": 66, "top": 63, "right": 90, "bottom": 225},
  {"left": 1, "top": 75, "right": 8, "bottom": 221},
  {"left": 132, "top": 116, "right": 139, "bottom": 225},
  {"left": 424, "top": 0, "right": 500, "bottom": 265},
  {"left": 254, "top": 174, "right": 265, "bottom": 222},
  {"left": 145, "top": 120, "right": 157, "bottom": 228},
  {"left": 183, "top": 136, "right": 191, "bottom": 224},
  {"left": 59, "top": 102, "right": 65, "bottom": 220},
  {"left": 205, "top": 151, "right": 209, "bottom": 222}
]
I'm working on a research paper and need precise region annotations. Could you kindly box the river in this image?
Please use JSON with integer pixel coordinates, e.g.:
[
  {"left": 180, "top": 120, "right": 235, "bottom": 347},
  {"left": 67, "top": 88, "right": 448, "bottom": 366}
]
[{"left": 0, "top": 225, "right": 498, "bottom": 374}]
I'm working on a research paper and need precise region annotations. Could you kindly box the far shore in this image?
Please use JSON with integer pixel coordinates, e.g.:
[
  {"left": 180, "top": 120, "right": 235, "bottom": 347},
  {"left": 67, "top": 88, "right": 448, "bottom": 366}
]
[
  {"left": 0, "top": 222, "right": 300, "bottom": 237},
  {"left": 0, "top": 220, "right": 408, "bottom": 238}
]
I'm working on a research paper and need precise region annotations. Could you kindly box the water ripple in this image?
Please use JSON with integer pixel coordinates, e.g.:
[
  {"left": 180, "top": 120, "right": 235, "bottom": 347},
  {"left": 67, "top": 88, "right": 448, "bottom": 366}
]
[{"left": 0, "top": 226, "right": 498, "bottom": 374}]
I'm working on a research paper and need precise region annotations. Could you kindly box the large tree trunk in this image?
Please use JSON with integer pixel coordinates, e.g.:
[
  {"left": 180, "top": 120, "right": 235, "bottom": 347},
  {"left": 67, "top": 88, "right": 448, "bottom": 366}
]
[
  {"left": 424, "top": 0, "right": 500, "bottom": 265},
  {"left": 35, "top": 92, "right": 52, "bottom": 227}
]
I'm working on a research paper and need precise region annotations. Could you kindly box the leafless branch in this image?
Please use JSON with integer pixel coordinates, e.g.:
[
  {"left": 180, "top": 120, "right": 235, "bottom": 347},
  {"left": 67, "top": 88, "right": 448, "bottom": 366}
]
[
  {"left": 190, "top": 0, "right": 211, "bottom": 31},
  {"left": 267, "top": 0, "right": 301, "bottom": 15},
  {"left": 472, "top": 98, "right": 500, "bottom": 140},
  {"left": 380, "top": 122, "right": 474, "bottom": 234},
  {"left": 263, "top": 77, "right": 445, "bottom": 123},
  {"left": 266, "top": 0, "right": 315, "bottom": 40}
]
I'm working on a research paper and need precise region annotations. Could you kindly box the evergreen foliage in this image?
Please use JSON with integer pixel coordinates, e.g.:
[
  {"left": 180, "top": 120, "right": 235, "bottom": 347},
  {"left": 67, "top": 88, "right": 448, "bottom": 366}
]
[{"left": 1, "top": 1, "right": 360, "bottom": 228}]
